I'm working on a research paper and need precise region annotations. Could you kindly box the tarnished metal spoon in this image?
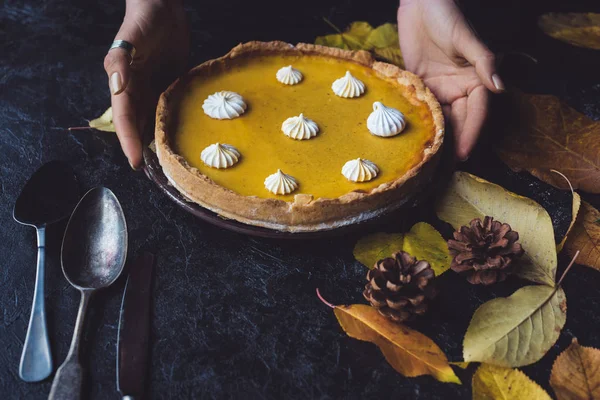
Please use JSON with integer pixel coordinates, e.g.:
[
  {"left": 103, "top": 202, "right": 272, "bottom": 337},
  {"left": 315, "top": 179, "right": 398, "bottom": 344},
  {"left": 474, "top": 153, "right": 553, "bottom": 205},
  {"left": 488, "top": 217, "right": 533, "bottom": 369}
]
[
  {"left": 48, "top": 187, "right": 127, "bottom": 400},
  {"left": 13, "top": 161, "right": 79, "bottom": 382}
]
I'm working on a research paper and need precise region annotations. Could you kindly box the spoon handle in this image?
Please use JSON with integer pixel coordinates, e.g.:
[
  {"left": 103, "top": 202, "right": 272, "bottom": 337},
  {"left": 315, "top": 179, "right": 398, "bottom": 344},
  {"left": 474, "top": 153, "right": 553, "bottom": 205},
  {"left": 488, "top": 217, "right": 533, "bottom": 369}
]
[
  {"left": 19, "top": 226, "right": 52, "bottom": 382},
  {"left": 48, "top": 290, "right": 92, "bottom": 400}
]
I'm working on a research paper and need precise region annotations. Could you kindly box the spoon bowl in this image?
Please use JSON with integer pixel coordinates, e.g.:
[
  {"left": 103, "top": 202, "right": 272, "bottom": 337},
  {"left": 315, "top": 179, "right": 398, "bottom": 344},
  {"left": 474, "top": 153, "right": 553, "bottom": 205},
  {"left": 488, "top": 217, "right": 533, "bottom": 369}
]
[
  {"left": 61, "top": 187, "right": 127, "bottom": 290},
  {"left": 14, "top": 160, "right": 79, "bottom": 227},
  {"left": 49, "top": 187, "right": 127, "bottom": 400}
]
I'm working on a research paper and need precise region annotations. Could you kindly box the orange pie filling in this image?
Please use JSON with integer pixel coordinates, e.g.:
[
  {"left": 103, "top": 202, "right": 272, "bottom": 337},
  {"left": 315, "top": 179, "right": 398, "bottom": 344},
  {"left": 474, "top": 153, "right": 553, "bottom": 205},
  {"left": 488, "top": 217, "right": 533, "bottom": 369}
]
[{"left": 172, "top": 54, "right": 437, "bottom": 201}]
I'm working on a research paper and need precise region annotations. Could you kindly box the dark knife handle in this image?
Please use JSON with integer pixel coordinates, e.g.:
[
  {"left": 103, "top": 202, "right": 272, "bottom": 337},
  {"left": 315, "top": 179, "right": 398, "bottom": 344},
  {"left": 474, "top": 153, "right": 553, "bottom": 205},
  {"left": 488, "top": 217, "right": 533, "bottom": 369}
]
[{"left": 117, "top": 252, "right": 154, "bottom": 399}]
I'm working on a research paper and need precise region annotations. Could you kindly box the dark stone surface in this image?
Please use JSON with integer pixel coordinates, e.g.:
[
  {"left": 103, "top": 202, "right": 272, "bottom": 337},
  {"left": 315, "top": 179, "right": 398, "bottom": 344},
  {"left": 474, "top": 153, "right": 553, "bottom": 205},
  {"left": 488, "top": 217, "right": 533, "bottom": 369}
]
[{"left": 1, "top": 0, "right": 600, "bottom": 399}]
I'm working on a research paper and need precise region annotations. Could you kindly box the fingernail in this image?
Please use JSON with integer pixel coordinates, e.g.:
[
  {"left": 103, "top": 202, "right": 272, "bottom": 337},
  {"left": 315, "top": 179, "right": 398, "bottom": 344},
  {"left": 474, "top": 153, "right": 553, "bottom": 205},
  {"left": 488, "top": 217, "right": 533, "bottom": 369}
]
[
  {"left": 492, "top": 74, "right": 505, "bottom": 91},
  {"left": 129, "top": 160, "right": 143, "bottom": 171},
  {"left": 110, "top": 72, "right": 122, "bottom": 95}
]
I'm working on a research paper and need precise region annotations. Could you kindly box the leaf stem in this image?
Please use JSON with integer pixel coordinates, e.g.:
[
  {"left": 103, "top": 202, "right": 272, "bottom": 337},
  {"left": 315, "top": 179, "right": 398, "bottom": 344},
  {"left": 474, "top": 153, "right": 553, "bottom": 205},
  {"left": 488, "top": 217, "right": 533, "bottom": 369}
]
[
  {"left": 557, "top": 250, "right": 580, "bottom": 286},
  {"left": 550, "top": 169, "right": 574, "bottom": 193},
  {"left": 322, "top": 17, "right": 343, "bottom": 34},
  {"left": 316, "top": 288, "right": 336, "bottom": 309},
  {"left": 502, "top": 51, "right": 539, "bottom": 64},
  {"left": 68, "top": 127, "right": 93, "bottom": 131}
]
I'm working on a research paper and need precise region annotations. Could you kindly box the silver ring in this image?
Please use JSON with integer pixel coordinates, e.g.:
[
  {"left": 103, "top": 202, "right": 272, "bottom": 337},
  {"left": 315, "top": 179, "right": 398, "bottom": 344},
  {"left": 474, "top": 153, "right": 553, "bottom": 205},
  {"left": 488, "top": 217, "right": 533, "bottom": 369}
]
[{"left": 109, "top": 40, "right": 137, "bottom": 65}]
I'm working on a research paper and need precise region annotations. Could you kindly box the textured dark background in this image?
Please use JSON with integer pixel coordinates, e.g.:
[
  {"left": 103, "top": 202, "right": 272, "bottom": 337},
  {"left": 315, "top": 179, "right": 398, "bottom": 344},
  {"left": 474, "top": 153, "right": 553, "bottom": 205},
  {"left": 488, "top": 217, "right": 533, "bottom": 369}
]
[{"left": 1, "top": 0, "right": 600, "bottom": 399}]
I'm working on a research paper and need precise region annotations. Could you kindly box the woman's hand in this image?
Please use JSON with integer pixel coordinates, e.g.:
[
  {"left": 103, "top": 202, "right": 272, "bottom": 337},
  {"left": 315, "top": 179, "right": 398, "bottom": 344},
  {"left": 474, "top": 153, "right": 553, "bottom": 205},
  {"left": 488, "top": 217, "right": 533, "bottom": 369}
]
[
  {"left": 397, "top": 0, "right": 504, "bottom": 160},
  {"left": 104, "top": 0, "right": 189, "bottom": 169}
]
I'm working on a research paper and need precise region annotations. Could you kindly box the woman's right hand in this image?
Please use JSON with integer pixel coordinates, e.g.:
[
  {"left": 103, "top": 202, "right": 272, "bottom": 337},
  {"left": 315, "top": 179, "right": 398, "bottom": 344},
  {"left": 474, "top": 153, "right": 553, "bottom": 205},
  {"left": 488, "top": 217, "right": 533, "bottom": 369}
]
[{"left": 103, "top": 0, "right": 189, "bottom": 169}]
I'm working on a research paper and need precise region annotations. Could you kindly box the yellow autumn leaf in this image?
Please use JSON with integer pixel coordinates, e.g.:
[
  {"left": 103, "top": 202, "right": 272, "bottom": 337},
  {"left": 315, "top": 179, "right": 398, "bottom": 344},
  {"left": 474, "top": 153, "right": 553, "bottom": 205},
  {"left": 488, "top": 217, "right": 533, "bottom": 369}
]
[
  {"left": 89, "top": 107, "right": 115, "bottom": 132},
  {"left": 436, "top": 171, "right": 558, "bottom": 287},
  {"left": 450, "top": 361, "right": 470, "bottom": 369},
  {"left": 333, "top": 303, "right": 461, "bottom": 384},
  {"left": 538, "top": 13, "right": 600, "bottom": 50},
  {"left": 472, "top": 364, "right": 552, "bottom": 400},
  {"left": 353, "top": 222, "right": 451, "bottom": 276},
  {"left": 315, "top": 21, "right": 405, "bottom": 68}
]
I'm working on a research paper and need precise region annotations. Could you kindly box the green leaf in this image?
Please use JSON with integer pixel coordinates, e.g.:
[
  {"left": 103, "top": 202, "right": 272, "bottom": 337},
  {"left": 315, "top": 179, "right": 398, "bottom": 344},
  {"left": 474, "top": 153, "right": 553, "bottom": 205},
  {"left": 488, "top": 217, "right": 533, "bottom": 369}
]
[
  {"left": 463, "top": 285, "right": 566, "bottom": 367},
  {"left": 352, "top": 223, "right": 451, "bottom": 275},
  {"left": 315, "top": 21, "right": 405, "bottom": 68},
  {"left": 373, "top": 47, "right": 405, "bottom": 68},
  {"left": 436, "top": 171, "right": 558, "bottom": 287},
  {"left": 402, "top": 222, "right": 451, "bottom": 276},
  {"left": 315, "top": 33, "right": 350, "bottom": 50},
  {"left": 353, "top": 232, "right": 404, "bottom": 269},
  {"left": 315, "top": 21, "right": 374, "bottom": 50},
  {"left": 89, "top": 107, "right": 115, "bottom": 132},
  {"left": 366, "top": 23, "right": 399, "bottom": 48}
]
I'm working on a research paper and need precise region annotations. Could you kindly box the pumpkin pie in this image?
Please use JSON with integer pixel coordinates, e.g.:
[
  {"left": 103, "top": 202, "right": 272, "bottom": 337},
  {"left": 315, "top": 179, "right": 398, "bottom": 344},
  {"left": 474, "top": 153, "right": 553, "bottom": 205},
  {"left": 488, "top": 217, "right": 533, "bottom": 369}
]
[{"left": 155, "top": 41, "right": 444, "bottom": 232}]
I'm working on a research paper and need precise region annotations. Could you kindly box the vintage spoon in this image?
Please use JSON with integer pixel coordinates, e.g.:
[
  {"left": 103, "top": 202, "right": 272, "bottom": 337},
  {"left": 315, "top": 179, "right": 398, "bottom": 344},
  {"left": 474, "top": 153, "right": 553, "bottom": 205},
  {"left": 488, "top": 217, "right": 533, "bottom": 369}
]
[
  {"left": 13, "top": 161, "right": 78, "bottom": 382},
  {"left": 48, "top": 187, "right": 127, "bottom": 400}
]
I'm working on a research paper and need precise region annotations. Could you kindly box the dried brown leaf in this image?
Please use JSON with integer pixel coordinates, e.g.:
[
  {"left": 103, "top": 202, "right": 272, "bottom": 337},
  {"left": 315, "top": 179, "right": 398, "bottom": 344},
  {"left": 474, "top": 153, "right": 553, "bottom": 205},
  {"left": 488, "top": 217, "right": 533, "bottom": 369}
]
[
  {"left": 564, "top": 201, "right": 600, "bottom": 272},
  {"left": 539, "top": 13, "right": 600, "bottom": 50},
  {"left": 496, "top": 92, "right": 600, "bottom": 194},
  {"left": 550, "top": 338, "right": 600, "bottom": 400}
]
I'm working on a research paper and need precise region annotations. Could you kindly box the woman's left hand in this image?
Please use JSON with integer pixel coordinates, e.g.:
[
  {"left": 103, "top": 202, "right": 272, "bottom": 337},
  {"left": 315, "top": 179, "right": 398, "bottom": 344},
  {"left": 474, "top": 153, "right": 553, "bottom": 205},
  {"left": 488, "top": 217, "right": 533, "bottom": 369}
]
[{"left": 398, "top": 0, "right": 504, "bottom": 160}]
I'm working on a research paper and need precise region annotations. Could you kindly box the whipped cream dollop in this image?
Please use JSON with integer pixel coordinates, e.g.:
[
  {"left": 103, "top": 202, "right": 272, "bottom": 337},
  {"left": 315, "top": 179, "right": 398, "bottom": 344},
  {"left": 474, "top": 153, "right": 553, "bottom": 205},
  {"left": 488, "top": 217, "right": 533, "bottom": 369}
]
[
  {"left": 332, "top": 71, "right": 365, "bottom": 98},
  {"left": 342, "top": 158, "right": 379, "bottom": 182},
  {"left": 200, "top": 143, "right": 241, "bottom": 169},
  {"left": 264, "top": 169, "right": 298, "bottom": 195},
  {"left": 281, "top": 113, "right": 319, "bottom": 140},
  {"left": 367, "top": 101, "right": 406, "bottom": 137},
  {"left": 202, "top": 91, "right": 247, "bottom": 120},
  {"left": 276, "top": 65, "right": 303, "bottom": 85}
]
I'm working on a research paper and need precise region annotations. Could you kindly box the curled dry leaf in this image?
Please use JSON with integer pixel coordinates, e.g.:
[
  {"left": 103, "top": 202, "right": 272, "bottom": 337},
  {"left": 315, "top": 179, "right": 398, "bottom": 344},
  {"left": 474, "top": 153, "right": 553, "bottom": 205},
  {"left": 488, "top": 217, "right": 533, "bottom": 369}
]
[
  {"left": 353, "top": 222, "right": 451, "bottom": 276},
  {"left": 496, "top": 92, "right": 600, "bottom": 194},
  {"left": 330, "top": 302, "right": 461, "bottom": 384},
  {"left": 472, "top": 364, "right": 552, "bottom": 400},
  {"left": 436, "top": 171, "right": 558, "bottom": 286},
  {"left": 564, "top": 201, "right": 600, "bottom": 272},
  {"left": 559, "top": 192, "right": 581, "bottom": 252},
  {"left": 463, "top": 285, "right": 567, "bottom": 367},
  {"left": 550, "top": 338, "right": 600, "bottom": 400},
  {"left": 552, "top": 170, "right": 582, "bottom": 252},
  {"left": 315, "top": 21, "right": 405, "bottom": 68},
  {"left": 538, "top": 13, "right": 600, "bottom": 50}
]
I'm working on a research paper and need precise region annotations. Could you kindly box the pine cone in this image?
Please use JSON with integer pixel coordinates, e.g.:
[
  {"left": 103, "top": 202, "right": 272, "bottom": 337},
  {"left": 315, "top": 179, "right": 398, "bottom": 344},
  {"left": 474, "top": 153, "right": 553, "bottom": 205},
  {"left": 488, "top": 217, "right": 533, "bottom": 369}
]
[
  {"left": 448, "top": 216, "right": 524, "bottom": 285},
  {"left": 363, "top": 251, "right": 436, "bottom": 323}
]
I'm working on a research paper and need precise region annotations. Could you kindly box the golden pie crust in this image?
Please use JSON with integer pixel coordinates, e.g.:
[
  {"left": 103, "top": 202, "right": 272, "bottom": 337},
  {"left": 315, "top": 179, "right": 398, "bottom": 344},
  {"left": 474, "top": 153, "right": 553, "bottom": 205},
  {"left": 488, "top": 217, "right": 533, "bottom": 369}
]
[{"left": 155, "top": 41, "right": 444, "bottom": 232}]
